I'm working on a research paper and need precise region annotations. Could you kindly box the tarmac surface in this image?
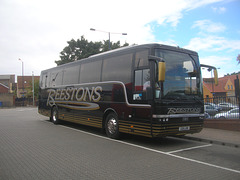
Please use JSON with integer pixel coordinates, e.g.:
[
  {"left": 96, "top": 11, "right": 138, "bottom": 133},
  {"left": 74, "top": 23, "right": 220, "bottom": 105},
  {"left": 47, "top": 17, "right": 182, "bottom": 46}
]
[
  {"left": 184, "top": 128, "right": 240, "bottom": 148},
  {"left": 0, "top": 107, "right": 240, "bottom": 179}
]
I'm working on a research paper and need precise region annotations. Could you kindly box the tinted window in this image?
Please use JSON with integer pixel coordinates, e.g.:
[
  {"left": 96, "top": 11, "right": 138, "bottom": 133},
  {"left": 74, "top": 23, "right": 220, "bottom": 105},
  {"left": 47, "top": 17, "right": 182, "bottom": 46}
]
[
  {"left": 50, "top": 70, "right": 63, "bottom": 87},
  {"left": 134, "top": 70, "right": 142, "bottom": 91},
  {"left": 102, "top": 53, "right": 133, "bottom": 84},
  {"left": 134, "top": 69, "right": 150, "bottom": 91},
  {"left": 80, "top": 60, "right": 102, "bottom": 83},
  {"left": 40, "top": 72, "right": 49, "bottom": 88},
  {"left": 135, "top": 50, "right": 148, "bottom": 68},
  {"left": 63, "top": 65, "right": 80, "bottom": 85},
  {"left": 155, "top": 49, "right": 201, "bottom": 97}
]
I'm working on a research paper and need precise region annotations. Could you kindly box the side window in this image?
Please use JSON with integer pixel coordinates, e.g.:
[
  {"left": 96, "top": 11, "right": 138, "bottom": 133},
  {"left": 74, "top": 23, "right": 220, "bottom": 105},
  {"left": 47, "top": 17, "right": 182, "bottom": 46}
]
[
  {"left": 80, "top": 60, "right": 102, "bottom": 83},
  {"left": 40, "top": 72, "right": 48, "bottom": 88},
  {"left": 63, "top": 65, "right": 80, "bottom": 85},
  {"left": 102, "top": 53, "right": 133, "bottom": 84},
  {"left": 134, "top": 70, "right": 142, "bottom": 91},
  {"left": 135, "top": 50, "right": 149, "bottom": 68},
  {"left": 134, "top": 69, "right": 150, "bottom": 91},
  {"left": 50, "top": 70, "right": 63, "bottom": 87}
]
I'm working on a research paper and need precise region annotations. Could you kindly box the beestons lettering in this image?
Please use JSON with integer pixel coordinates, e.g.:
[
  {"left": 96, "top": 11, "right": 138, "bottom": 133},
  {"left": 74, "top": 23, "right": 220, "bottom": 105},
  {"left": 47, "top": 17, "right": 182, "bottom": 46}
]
[
  {"left": 167, "top": 108, "right": 201, "bottom": 114},
  {"left": 47, "top": 86, "right": 102, "bottom": 106}
]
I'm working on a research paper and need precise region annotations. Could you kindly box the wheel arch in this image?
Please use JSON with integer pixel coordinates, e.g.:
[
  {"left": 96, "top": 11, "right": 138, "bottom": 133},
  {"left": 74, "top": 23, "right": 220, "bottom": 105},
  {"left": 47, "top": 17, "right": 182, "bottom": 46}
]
[
  {"left": 50, "top": 105, "right": 58, "bottom": 121},
  {"left": 102, "top": 108, "right": 118, "bottom": 130}
]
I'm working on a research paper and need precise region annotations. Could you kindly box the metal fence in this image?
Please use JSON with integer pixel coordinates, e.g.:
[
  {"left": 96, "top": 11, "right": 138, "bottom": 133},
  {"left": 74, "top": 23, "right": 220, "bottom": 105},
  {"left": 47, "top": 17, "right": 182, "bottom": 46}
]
[
  {"left": 15, "top": 98, "right": 38, "bottom": 107},
  {"left": 204, "top": 96, "right": 240, "bottom": 119}
]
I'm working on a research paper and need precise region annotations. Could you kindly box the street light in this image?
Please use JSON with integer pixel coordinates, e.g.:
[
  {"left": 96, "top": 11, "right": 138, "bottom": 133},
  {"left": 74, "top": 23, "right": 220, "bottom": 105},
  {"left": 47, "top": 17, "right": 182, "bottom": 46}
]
[
  {"left": 32, "top": 71, "right": 34, "bottom": 106},
  {"left": 18, "top": 58, "right": 24, "bottom": 106},
  {"left": 90, "top": 28, "right": 127, "bottom": 50}
]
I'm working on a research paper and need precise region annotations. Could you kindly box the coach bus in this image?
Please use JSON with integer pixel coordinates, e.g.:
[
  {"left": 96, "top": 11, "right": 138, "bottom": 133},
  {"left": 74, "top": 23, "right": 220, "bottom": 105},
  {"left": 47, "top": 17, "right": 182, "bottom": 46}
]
[{"left": 38, "top": 43, "right": 218, "bottom": 139}]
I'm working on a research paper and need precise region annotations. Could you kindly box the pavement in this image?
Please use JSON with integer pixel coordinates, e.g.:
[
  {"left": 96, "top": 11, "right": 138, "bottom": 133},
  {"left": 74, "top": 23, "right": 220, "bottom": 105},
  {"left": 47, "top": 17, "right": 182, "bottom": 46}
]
[
  {"left": 1, "top": 108, "right": 240, "bottom": 180},
  {"left": 183, "top": 128, "right": 240, "bottom": 148}
]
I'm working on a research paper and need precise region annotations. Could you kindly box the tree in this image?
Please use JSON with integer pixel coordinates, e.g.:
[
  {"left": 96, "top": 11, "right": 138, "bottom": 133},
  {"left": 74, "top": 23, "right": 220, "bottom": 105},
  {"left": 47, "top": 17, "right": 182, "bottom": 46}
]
[
  {"left": 101, "top": 40, "right": 129, "bottom": 52},
  {"left": 55, "top": 36, "right": 129, "bottom": 66},
  {"left": 55, "top": 36, "right": 102, "bottom": 66},
  {"left": 26, "top": 79, "right": 39, "bottom": 99},
  {"left": 237, "top": 54, "right": 240, "bottom": 65}
]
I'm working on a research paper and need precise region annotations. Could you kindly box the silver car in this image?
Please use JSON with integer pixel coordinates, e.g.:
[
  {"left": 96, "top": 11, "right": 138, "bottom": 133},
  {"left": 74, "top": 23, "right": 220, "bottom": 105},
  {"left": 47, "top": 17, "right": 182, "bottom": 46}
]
[
  {"left": 214, "top": 108, "right": 239, "bottom": 119},
  {"left": 204, "top": 105, "right": 218, "bottom": 116},
  {"left": 205, "top": 102, "right": 222, "bottom": 111},
  {"left": 217, "top": 103, "right": 238, "bottom": 111}
]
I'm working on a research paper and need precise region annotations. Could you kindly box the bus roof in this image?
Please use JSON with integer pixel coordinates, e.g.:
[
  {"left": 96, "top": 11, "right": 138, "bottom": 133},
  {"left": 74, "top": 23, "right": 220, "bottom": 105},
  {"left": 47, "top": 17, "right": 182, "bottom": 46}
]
[
  {"left": 41, "top": 43, "right": 198, "bottom": 73},
  {"left": 90, "top": 43, "right": 197, "bottom": 58}
]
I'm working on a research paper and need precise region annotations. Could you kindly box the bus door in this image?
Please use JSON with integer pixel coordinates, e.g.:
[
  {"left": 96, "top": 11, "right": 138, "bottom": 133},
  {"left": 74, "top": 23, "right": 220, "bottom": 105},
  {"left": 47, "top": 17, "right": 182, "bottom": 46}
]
[{"left": 132, "top": 68, "right": 152, "bottom": 134}]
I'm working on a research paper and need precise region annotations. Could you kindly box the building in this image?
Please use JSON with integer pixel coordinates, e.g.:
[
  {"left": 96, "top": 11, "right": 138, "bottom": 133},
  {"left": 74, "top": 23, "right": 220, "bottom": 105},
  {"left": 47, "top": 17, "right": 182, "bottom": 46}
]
[
  {"left": 17, "top": 76, "right": 40, "bottom": 98},
  {"left": 0, "top": 75, "right": 16, "bottom": 107},
  {"left": 0, "top": 83, "right": 9, "bottom": 93},
  {"left": 0, "top": 74, "right": 40, "bottom": 107},
  {"left": 0, "top": 75, "right": 15, "bottom": 93},
  {"left": 203, "top": 73, "right": 239, "bottom": 103}
]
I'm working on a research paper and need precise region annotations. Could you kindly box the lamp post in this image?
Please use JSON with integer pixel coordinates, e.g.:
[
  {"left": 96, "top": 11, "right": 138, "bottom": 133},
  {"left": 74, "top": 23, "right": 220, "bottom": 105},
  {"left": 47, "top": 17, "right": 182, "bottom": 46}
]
[
  {"left": 32, "top": 71, "right": 34, "bottom": 106},
  {"left": 18, "top": 58, "right": 24, "bottom": 106},
  {"left": 90, "top": 28, "right": 127, "bottom": 50}
]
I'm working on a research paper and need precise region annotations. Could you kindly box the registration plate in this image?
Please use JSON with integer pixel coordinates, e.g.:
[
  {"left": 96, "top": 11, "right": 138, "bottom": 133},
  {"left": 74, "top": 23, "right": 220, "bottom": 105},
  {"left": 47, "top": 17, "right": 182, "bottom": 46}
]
[{"left": 179, "top": 126, "right": 190, "bottom": 131}]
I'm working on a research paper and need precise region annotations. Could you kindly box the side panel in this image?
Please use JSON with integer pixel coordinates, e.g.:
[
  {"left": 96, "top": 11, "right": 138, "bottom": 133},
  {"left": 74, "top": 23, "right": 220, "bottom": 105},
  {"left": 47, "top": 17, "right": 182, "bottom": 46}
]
[
  {"left": 38, "top": 81, "right": 153, "bottom": 137},
  {"left": 119, "top": 108, "right": 152, "bottom": 137}
]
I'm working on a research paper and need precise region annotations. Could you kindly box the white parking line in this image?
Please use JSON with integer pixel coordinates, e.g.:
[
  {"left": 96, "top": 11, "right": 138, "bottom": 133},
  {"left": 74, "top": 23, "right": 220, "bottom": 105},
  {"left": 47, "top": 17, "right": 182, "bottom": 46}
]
[
  {"left": 60, "top": 125, "right": 240, "bottom": 174},
  {"left": 166, "top": 144, "right": 212, "bottom": 154},
  {"left": 16, "top": 108, "right": 36, "bottom": 112}
]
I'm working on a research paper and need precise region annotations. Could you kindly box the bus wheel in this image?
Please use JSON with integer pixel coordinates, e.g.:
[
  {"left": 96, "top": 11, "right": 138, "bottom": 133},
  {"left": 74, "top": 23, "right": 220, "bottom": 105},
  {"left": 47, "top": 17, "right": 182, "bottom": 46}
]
[
  {"left": 51, "top": 107, "right": 60, "bottom": 125},
  {"left": 105, "top": 113, "right": 120, "bottom": 139}
]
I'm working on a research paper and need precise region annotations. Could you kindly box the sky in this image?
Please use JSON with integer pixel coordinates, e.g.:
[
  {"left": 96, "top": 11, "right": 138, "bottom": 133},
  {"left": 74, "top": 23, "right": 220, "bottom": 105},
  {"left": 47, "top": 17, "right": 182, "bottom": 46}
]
[{"left": 0, "top": 0, "right": 239, "bottom": 80}]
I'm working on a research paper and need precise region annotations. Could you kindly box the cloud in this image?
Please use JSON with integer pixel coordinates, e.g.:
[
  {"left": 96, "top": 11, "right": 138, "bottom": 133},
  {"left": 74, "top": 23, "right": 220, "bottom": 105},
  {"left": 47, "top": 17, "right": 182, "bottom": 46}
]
[
  {"left": 186, "top": 0, "right": 225, "bottom": 10},
  {"left": 200, "top": 55, "right": 236, "bottom": 78},
  {"left": 0, "top": 0, "right": 229, "bottom": 76},
  {"left": 184, "top": 36, "right": 240, "bottom": 52},
  {"left": 192, "top": 20, "right": 226, "bottom": 33},
  {"left": 212, "top": 6, "right": 226, "bottom": 14},
  {"left": 200, "top": 56, "right": 229, "bottom": 78},
  {"left": 200, "top": 55, "right": 231, "bottom": 66}
]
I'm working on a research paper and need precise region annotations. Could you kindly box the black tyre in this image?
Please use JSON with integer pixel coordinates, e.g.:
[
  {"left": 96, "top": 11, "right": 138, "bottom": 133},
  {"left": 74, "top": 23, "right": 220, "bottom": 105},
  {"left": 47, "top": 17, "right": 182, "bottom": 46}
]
[
  {"left": 219, "top": 116, "right": 226, "bottom": 119},
  {"left": 105, "top": 113, "right": 120, "bottom": 139},
  {"left": 51, "top": 106, "right": 60, "bottom": 125}
]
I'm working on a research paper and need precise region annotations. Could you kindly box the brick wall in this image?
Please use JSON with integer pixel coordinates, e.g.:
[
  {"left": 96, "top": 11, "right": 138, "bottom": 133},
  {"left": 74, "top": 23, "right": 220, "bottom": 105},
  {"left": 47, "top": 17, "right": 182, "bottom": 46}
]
[
  {"left": 204, "top": 119, "right": 240, "bottom": 131},
  {"left": 0, "top": 93, "right": 15, "bottom": 107}
]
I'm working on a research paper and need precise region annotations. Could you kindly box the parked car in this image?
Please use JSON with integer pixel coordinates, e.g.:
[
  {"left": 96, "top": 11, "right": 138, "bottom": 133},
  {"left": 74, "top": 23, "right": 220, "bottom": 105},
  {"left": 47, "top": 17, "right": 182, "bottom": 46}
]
[
  {"left": 204, "top": 112, "right": 210, "bottom": 119},
  {"left": 204, "top": 105, "right": 218, "bottom": 116},
  {"left": 214, "top": 108, "right": 239, "bottom": 119},
  {"left": 217, "top": 103, "right": 238, "bottom": 111},
  {"left": 204, "top": 102, "right": 222, "bottom": 111}
]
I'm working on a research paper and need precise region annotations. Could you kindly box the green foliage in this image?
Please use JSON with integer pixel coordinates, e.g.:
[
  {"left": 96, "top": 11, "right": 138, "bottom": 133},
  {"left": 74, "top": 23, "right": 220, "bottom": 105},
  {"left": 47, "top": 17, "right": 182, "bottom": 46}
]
[
  {"left": 26, "top": 79, "right": 39, "bottom": 99},
  {"left": 55, "top": 36, "right": 129, "bottom": 66}
]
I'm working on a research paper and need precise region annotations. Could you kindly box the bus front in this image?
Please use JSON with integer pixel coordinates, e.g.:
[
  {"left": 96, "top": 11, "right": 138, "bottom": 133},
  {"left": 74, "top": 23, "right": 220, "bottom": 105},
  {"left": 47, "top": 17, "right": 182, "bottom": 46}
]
[{"left": 150, "top": 47, "right": 204, "bottom": 137}]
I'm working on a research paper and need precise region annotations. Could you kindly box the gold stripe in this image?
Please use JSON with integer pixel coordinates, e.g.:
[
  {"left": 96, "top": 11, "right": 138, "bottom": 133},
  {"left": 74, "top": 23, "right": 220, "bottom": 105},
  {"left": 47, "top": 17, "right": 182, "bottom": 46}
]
[{"left": 60, "top": 111, "right": 102, "bottom": 128}]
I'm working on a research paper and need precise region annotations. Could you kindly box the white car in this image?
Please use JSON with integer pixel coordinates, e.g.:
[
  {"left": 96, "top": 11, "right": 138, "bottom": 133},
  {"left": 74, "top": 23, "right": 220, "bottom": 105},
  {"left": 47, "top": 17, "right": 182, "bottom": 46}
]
[
  {"left": 204, "top": 105, "right": 218, "bottom": 116},
  {"left": 217, "top": 103, "right": 238, "bottom": 111},
  {"left": 204, "top": 102, "right": 222, "bottom": 111},
  {"left": 214, "top": 108, "right": 239, "bottom": 119}
]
